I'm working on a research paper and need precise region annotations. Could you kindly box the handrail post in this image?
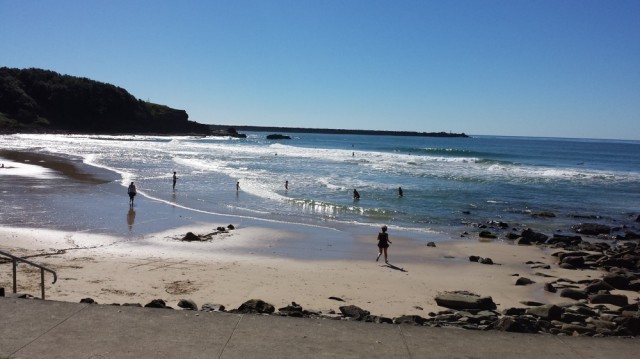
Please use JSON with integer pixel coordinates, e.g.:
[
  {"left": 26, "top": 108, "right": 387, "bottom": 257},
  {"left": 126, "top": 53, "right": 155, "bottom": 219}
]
[
  {"left": 41, "top": 268, "right": 46, "bottom": 300},
  {"left": 12, "top": 259, "right": 17, "bottom": 294}
]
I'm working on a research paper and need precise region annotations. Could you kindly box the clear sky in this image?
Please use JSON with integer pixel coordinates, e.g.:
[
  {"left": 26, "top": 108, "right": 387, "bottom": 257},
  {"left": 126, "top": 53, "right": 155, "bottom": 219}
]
[{"left": 1, "top": 1, "right": 639, "bottom": 140}]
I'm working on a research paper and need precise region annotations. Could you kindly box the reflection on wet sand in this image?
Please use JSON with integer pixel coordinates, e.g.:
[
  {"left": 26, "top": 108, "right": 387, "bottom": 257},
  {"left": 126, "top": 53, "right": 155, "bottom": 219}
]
[{"left": 127, "top": 208, "right": 136, "bottom": 231}]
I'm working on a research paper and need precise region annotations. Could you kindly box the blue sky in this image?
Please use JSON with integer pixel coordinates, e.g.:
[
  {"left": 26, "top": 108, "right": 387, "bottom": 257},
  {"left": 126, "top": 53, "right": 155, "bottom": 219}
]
[{"left": 1, "top": 1, "right": 639, "bottom": 140}]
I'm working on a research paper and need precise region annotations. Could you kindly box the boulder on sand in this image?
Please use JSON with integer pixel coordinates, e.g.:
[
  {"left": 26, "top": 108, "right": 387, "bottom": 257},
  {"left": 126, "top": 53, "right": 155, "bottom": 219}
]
[{"left": 434, "top": 291, "right": 496, "bottom": 310}]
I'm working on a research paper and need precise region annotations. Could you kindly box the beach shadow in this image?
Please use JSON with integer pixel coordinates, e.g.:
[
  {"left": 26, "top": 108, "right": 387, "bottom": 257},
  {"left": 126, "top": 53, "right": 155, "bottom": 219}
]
[{"left": 383, "top": 263, "right": 407, "bottom": 272}]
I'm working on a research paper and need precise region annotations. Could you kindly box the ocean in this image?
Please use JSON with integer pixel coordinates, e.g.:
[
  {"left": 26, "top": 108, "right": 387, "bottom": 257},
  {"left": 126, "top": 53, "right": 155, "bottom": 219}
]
[{"left": 1, "top": 133, "right": 639, "bottom": 239}]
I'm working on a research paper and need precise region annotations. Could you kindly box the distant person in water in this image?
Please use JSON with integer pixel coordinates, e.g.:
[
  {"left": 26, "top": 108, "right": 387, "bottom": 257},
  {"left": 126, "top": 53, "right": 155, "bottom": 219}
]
[
  {"left": 376, "top": 225, "right": 392, "bottom": 263},
  {"left": 127, "top": 182, "right": 137, "bottom": 206},
  {"left": 398, "top": 187, "right": 403, "bottom": 197},
  {"left": 353, "top": 189, "right": 360, "bottom": 200},
  {"left": 172, "top": 172, "right": 178, "bottom": 190},
  {"left": 285, "top": 180, "right": 288, "bottom": 190},
  {"left": 236, "top": 181, "right": 240, "bottom": 192}
]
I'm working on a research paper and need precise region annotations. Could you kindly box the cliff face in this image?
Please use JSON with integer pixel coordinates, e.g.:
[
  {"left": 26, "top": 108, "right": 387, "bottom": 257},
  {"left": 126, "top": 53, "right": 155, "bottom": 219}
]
[{"left": 0, "top": 67, "right": 209, "bottom": 134}]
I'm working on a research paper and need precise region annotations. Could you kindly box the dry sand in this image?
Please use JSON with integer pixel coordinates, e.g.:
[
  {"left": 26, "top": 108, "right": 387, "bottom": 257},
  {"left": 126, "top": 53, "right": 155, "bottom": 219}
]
[{"left": 0, "top": 223, "right": 604, "bottom": 317}]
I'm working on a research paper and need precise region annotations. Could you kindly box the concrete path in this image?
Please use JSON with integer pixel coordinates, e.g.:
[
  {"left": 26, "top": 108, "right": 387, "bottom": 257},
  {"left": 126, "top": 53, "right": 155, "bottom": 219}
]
[{"left": 1, "top": 297, "right": 638, "bottom": 358}]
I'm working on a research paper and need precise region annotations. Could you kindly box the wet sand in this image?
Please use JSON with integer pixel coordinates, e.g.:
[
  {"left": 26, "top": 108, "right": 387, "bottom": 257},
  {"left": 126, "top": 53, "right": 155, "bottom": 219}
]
[{"left": 0, "top": 150, "right": 608, "bottom": 317}]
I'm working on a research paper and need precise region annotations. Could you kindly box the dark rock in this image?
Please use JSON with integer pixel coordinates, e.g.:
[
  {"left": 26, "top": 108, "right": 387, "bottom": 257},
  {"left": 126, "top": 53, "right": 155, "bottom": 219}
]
[
  {"left": 622, "top": 230, "right": 640, "bottom": 239},
  {"left": 515, "top": 237, "right": 531, "bottom": 245},
  {"left": 602, "top": 274, "right": 630, "bottom": 290},
  {"left": 614, "top": 316, "right": 640, "bottom": 336},
  {"left": 560, "top": 288, "right": 588, "bottom": 300},
  {"left": 487, "top": 220, "right": 509, "bottom": 228},
  {"left": 521, "top": 228, "right": 549, "bottom": 244},
  {"left": 364, "top": 315, "right": 393, "bottom": 324},
  {"left": 585, "top": 280, "right": 615, "bottom": 294},
  {"left": 434, "top": 291, "right": 497, "bottom": 310},
  {"left": 544, "top": 283, "right": 557, "bottom": 293},
  {"left": 479, "top": 231, "right": 497, "bottom": 239},
  {"left": 561, "top": 256, "right": 585, "bottom": 268},
  {"left": 559, "top": 263, "right": 576, "bottom": 270},
  {"left": 328, "top": 296, "right": 345, "bottom": 302},
  {"left": 515, "top": 277, "right": 535, "bottom": 286},
  {"left": 339, "top": 305, "right": 370, "bottom": 320},
  {"left": 201, "top": 303, "right": 225, "bottom": 312},
  {"left": 479, "top": 257, "right": 494, "bottom": 265},
  {"left": 491, "top": 316, "right": 540, "bottom": 333},
  {"left": 526, "top": 304, "right": 563, "bottom": 321},
  {"left": 278, "top": 302, "right": 303, "bottom": 315},
  {"left": 266, "top": 134, "right": 291, "bottom": 140},
  {"left": 572, "top": 223, "right": 611, "bottom": 235},
  {"left": 426, "top": 242, "right": 436, "bottom": 247},
  {"left": 589, "top": 294, "right": 629, "bottom": 307},
  {"left": 520, "top": 301, "right": 545, "bottom": 307},
  {"left": 393, "top": 315, "right": 426, "bottom": 325},
  {"left": 503, "top": 308, "right": 526, "bottom": 316},
  {"left": 80, "top": 298, "right": 96, "bottom": 304},
  {"left": 561, "top": 312, "right": 589, "bottom": 323},
  {"left": 227, "top": 224, "right": 235, "bottom": 230},
  {"left": 505, "top": 232, "right": 520, "bottom": 240},
  {"left": 144, "top": 299, "right": 169, "bottom": 309},
  {"left": 122, "top": 303, "right": 142, "bottom": 307},
  {"left": 561, "top": 323, "right": 595, "bottom": 335},
  {"left": 182, "top": 232, "right": 202, "bottom": 242},
  {"left": 469, "top": 256, "right": 481, "bottom": 262},
  {"left": 627, "top": 279, "right": 640, "bottom": 291},
  {"left": 547, "top": 234, "right": 582, "bottom": 246},
  {"left": 236, "top": 299, "right": 275, "bottom": 314},
  {"left": 177, "top": 299, "right": 198, "bottom": 311}
]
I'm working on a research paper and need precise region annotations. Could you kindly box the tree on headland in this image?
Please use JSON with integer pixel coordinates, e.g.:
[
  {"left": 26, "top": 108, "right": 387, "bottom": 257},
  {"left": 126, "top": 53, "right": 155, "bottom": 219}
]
[{"left": 0, "top": 67, "right": 210, "bottom": 134}]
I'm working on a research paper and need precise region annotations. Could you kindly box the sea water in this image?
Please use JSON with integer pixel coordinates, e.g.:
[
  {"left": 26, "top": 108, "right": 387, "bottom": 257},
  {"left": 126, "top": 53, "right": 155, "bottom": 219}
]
[{"left": 1, "top": 133, "right": 639, "bottom": 238}]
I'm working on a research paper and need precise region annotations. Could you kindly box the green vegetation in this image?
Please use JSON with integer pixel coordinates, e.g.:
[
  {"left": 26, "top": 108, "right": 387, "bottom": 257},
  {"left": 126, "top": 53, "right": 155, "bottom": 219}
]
[{"left": 0, "top": 67, "right": 209, "bottom": 134}]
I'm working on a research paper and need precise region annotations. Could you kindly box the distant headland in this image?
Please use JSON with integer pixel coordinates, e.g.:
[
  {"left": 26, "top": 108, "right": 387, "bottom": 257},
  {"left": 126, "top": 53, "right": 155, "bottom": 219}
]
[
  {"left": 209, "top": 125, "right": 468, "bottom": 138},
  {"left": 0, "top": 67, "right": 467, "bottom": 138},
  {"left": 0, "top": 67, "right": 210, "bottom": 135}
]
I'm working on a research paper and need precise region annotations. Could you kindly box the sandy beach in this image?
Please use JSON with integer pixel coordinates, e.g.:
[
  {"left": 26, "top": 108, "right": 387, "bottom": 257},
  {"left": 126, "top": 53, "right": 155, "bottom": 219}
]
[
  {"left": 0, "top": 220, "right": 609, "bottom": 318},
  {"left": 0, "top": 150, "right": 636, "bottom": 319}
]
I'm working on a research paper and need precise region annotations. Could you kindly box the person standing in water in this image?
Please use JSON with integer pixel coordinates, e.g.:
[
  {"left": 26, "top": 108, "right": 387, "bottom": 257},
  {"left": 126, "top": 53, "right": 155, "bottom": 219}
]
[
  {"left": 285, "top": 180, "right": 289, "bottom": 190},
  {"left": 236, "top": 181, "right": 240, "bottom": 192},
  {"left": 398, "top": 187, "right": 403, "bottom": 197},
  {"left": 172, "top": 172, "right": 178, "bottom": 190},
  {"left": 353, "top": 189, "right": 360, "bottom": 200},
  {"left": 376, "top": 225, "right": 392, "bottom": 263},
  {"left": 127, "top": 182, "right": 137, "bottom": 206}
]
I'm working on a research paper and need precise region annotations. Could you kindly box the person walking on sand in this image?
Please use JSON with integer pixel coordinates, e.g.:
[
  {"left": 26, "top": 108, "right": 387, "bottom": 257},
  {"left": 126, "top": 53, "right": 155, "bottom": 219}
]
[
  {"left": 127, "top": 182, "right": 137, "bottom": 206},
  {"left": 172, "top": 171, "right": 178, "bottom": 190},
  {"left": 376, "top": 225, "right": 392, "bottom": 263}
]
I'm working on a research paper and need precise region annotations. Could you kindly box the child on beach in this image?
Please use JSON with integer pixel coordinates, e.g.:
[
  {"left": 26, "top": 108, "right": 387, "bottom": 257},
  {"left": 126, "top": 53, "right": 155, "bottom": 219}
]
[
  {"left": 376, "top": 225, "right": 391, "bottom": 263},
  {"left": 127, "top": 182, "right": 137, "bottom": 206}
]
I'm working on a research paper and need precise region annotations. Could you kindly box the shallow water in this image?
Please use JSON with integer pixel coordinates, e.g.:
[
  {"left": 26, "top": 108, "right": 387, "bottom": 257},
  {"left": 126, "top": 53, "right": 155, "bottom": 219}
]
[{"left": 1, "top": 133, "right": 639, "bottom": 239}]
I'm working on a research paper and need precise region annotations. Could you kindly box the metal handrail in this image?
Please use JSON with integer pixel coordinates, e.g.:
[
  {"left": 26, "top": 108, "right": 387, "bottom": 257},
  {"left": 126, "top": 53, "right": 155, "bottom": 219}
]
[{"left": 0, "top": 249, "right": 57, "bottom": 300}]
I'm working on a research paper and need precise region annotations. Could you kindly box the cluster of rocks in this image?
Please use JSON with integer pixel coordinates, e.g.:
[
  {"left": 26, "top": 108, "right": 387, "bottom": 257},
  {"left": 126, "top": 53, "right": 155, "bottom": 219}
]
[
  {"left": 179, "top": 225, "right": 235, "bottom": 242},
  {"left": 71, "top": 290, "right": 638, "bottom": 337}
]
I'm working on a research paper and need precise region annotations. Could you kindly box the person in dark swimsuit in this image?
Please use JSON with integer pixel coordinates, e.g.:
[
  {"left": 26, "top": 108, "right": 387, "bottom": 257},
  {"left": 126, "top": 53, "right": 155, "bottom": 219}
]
[
  {"left": 376, "top": 225, "right": 392, "bottom": 263},
  {"left": 127, "top": 182, "right": 137, "bottom": 206}
]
